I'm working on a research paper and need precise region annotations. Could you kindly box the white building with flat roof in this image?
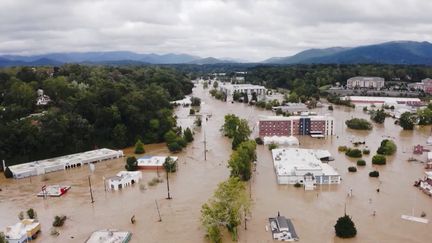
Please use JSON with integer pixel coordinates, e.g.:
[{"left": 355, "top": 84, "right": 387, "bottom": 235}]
[
  {"left": 341, "top": 96, "right": 422, "bottom": 107},
  {"left": 4, "top": 219, "right": 41, "bottom": 243},
  {"left": 137, "top": 155, "right": 178, "bottom": 170},
  {"left": 219, "top": 83, "right": 266, "bottom": 102},
  {"left": 346, "top": 76, "right": 385, "bottom": 89},
  {"left": 106, "top": 171, "right": 142, "bottom": 191},
  {"left": 86, "top": 229, "right": 131, "bottom": 243},
  {"left": 7, "top": 148, "right": 124, "bottom": 179},
  {"left": 272, "top": 148, "right": 340, "bottom": 188}
]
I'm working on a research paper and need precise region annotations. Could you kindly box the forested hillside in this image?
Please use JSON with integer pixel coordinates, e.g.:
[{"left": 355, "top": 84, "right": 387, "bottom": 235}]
[{"left": 0, "top": 65, "right": 193, "bottom": 166}]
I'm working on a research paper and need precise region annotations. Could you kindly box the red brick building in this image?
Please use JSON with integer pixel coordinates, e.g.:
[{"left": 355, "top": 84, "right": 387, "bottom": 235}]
[{"left": 259, "top": 115, "right": 335, "bottom": 137}]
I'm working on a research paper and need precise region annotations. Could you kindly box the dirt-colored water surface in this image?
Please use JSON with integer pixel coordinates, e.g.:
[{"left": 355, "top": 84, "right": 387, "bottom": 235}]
[{"left": 1, "top": 83, "right": 431, "bottom": 243}]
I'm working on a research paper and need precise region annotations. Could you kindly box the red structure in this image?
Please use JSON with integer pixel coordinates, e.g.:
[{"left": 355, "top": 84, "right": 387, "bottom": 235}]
[{"left": 259, "top": 115, "right": 334, "bottom": 137}]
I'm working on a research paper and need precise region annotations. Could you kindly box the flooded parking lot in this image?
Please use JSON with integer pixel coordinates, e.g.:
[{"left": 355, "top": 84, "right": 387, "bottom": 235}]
[{"left": 1, "top": 84, "right": 431, "bottom": 242}]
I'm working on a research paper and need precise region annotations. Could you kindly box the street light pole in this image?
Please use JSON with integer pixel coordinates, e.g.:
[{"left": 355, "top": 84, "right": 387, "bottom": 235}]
[{"left": 166, "top": 170, "right": 172, "bottom": 200}]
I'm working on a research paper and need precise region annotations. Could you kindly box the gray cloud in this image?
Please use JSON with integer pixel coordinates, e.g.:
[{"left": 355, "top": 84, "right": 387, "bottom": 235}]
[{"left": 1, "top": 0, "right": 432, "bottom": 61}]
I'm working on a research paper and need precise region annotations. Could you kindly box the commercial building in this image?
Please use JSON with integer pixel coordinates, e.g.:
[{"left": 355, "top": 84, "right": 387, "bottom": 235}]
[
  {"left": 4, "top": 219, "right": 41, "bottom": 243},
  {"left": 106, "top": 171, "right": 142, "bottom": 191},
  {"left": 259, "top": 115, "right": 335, "bottom": 138},
  {"left": 268, "top": 215, "right": 299, "bottom": 241},
  {"left": 137, "top": 155, "right": 178, "bottom": 170},
  {"left": 341, "top": 96, "right": 422, "bottom": 107},
  {"left": 7, "top": 148, "right": 124, "bottom": 179},
  {"left": 408, "top": 78, "right": 432, "bottom": 94},
  {"left": 346, "top": 76, "right": 385, "bottom": 89},
  {"left": 271, "top": 103, "right": 308, "bottom": 114},
  {"left": 86, "top": 229, "right": 131, "bottom": 243},
  {"left": 219, "top": 83, "right": 266, "bottom": 102},
  {"left": 271, "top": 148, "right": 340, "bottom": 188}
]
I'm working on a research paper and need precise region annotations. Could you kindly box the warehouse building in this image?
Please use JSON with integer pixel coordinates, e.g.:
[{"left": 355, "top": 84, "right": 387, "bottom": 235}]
[{"left": 7, "top": 148, "right": 124, "bottom": 179}]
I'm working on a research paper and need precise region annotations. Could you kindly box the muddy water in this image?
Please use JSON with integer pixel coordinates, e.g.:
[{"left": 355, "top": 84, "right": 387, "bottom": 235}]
[{"left": 1, "top": 84, "right": 431, "bottom": 243}]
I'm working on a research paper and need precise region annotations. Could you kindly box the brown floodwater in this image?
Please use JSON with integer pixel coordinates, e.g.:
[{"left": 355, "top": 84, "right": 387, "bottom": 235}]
[{"left": 1, "top": 84, "right": 431, "bottom": 243}]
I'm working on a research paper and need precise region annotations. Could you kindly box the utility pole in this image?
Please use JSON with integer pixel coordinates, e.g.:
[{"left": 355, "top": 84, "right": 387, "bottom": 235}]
[
  {"left": 166, "top": 170, "right": 172, "bottom": 200},
  {"left": 203, "top": 115, "right": 207, "bottom": 161},
  {"left": 155, "top": 200, "right": 162, "bottom": 222},
  {"left": 88, "top": 175, "right": 95, "bottom": 203}
]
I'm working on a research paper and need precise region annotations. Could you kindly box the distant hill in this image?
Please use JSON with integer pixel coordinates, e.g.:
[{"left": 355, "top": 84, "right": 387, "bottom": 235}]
[
  {"left": 188, "top": 57, "right": 235, "bottom": 65},
  {"left": 0, "top": 51, "right": 200, "bottom": 66},
  {"left": 264, "top": 41, "right": 432, "bottom": 65}
]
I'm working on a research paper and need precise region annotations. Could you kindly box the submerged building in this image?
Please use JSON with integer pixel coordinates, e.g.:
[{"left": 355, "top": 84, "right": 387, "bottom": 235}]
[
  {"left": 85, "top": 229, "right": 131, "bottom": 243},
  {"left": 259, "top": 115, "right": 335, "bottom": 138},
  {"left": 271, "top": 148, "right": 340, "bottom": 189},
  {"left": 4, "top": 219, "right": 41, "bottom": 243},
  {"left": 137, "top": 155, "right": 178, "bottom": 170},
  {"left": 7, "top": 148, "right": 124, "bottom": 179},
  {"left": 219, "top": 83, "right": 267, "bottom": 102},
  {"left": 106, "top": 171, "right": 142, "bottom": 191},
  {"left": 346, "top": 76, "right": 385, "bottom": 89}
]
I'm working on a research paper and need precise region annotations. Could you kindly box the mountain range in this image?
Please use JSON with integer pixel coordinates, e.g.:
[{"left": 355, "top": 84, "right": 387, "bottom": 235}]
[{"left": 1, "top": 41, "right": 432, "bottom": 66}]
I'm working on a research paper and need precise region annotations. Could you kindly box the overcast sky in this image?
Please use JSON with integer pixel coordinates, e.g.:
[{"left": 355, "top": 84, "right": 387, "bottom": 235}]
[{"left": 1, "top": 0, "right": 432, "bottom": 61}]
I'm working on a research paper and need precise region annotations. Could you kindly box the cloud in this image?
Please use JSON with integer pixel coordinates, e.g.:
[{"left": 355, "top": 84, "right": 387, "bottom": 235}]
[{"left": 0, "top": 0, "right": 432, "bottom": 61}]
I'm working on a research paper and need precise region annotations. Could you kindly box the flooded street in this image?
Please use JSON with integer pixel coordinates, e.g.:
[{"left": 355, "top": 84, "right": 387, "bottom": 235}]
[{"left": 1, "top": 83, "right": 431, "bottom": 243}]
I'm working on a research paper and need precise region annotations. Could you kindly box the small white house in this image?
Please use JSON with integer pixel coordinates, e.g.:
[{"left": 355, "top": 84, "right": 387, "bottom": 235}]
[
  {"left": 4, "top": 219, "right": 41, "bottom": 243},
  {"left": 106, "top": 171, "right": 142, "bottom": 191}
]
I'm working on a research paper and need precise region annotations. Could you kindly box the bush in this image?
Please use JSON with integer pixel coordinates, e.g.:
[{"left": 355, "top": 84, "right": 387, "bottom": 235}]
[
  {"left": 348, "top": 166, "right": 357, "bottom": 172},
  {"left": 27, "top": 208, "right": 36, "bottom": 219},
  {"left": 356, "top": 160, "right": 366, "bottom": 166},
  {"left": 125, "top": 156, "right": 138, "bottom": 171},
  {"left": 167, "top": 142, "right": 182, "bottom": 152},
  {"left": 345, "top": 118, "right": 372, "bottom": 130},
  {"left": 294, "top": 182, "right": 302, "bottom": 188},
  {"left": 134, "top": 139, "right": 145, "bottom": 154},
  {"left": 191, "top": 97, "right": 201, "bottom": 106},
  {"left": 189, "top": 108, "right": 195, "bottom": 115},
  {"left": 255, "top": 137, "right": 264, "bottom": 145},
  {"left": 328, "top": 105, "right": 333, "bottom": 110},
  {"left": 376, "top": 139, "right": 397, "bottom": 155},
  {"left": 345, "top": 148, "right": 362, "bottom": 158},
  {"left": 268, "top": 143, "right": 278, "bottom": 150},
  {"left": 362, "top": 149, "right": 370, "bottom": 155},
  {"left": 338, "top": 146, "right": 348, "bottom": 152},
  {"left": 334, "top": 215, "right": 357, "bottom": 238},
  {"left": 372, "top": 155, "right": 386, "bottom": 165},
  {"left": 52, "top": 215, "right": 67, "bottom": 227},
  {"left": 18, "top": 211, "right": 24, "bottom": 220},
  {"left": 183, "top": 128, "right": 194, "bottom": 143},
  {"left": 369, "top": 171, "right": 380, "bottom": 177}
]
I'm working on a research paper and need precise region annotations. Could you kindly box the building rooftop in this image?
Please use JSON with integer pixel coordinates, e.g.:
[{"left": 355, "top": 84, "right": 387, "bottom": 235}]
[
  {"left": 5, "top": 219, "right": 40, "bottom": 240},
  {"left": 107, "top": 171, "right": 142, "bottom": 182},
  {"left": 220, "top": 83, "right": 266, "bottom": 89},
  {"left": 137, "top": 156, "right": 178, "bottom": 167},
  {"left": 8, "top": 148, "right": 123, "bottom": 176},
  {"left": 86, "top": 229, "right": 131, "bottom": 243},
  {"left": 272, "top": 148, "right": 338, "bottom": 177},
  {"left": 260, "top": 114, "right": 333, "bottom": 121},
  {"left": 348, "top": 76, "right": 384, "bottom": 81},
  {"left": 342, "top": 96, "right": 421, "bottom": 104}
]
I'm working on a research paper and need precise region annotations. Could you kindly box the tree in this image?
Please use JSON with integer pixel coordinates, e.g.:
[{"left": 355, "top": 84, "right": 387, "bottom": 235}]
[
  {"left": 222, "top": 114, "right": 240, "bottom": 138},
  {"left": 370, "top": 109, "right": 386, "bottom": 124},
  {"left": 191, "top": 97, "right": 201, "bottom": 107},
  {"left": 231, "top": 119, "right": 251, "bottom": 150},
  {"left": 163, "top": 156, "right": 177, "bottom": 173},
  {"left": 134, "top": 139, "right": 145, "bottom": 154},
  {"left": 345, "top": 148, "right": 362, "bottom": 158},
  {"left": 27, "top": 208, "right": 37, "bottom": 219},
  {"left": 345, "top": 118, "right": 372, "bottom": 130},
  {"left": 201, "top": 177, "right": 251, "bottom": 242},
  {"left": 399, "top": 112, "right": 415, "bottom": 130},
  {"left": 357, "top": 160, "right": 366, "bottom": 166},
  {"left": 125, "top": 156, "right": 138, "bottom": 171},
  {"left": 213, "top": 81, "right": 219, "bottom": 89},
  {"left": 52, "top": 215, "right": 67, "bottom": 227},
  {"left": 183, "top": 127, "right": 194, "bottom": 142},
  {"left": 348, "top": 166, "right": 357, "bottom": 172},
  {"left": 228, "top": 140, "right": 256, "bottom": 181},
  {"left": 254, "top": 137, "right": 263, "bottom": 145},
  {"left": 0, "top": 232, "right": 6, "bottom": 243},
  {"left": 334, "top": 214, "right": 357, "bottom": 238},
  {"left": 112, "top": 124, "right": 128, "bottom": 148},
  {"left": 372, "top": 155, "right": 386, "bottom": 165},
  {"left": 377, "top": 139, "right": 397, "bottom": 155},
  {"left": 369, "top": 171, "right": 380, "bottom": 177}
]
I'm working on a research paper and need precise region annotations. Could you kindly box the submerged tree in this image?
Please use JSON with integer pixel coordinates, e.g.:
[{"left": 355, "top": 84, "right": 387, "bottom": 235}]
[
  {"left": 125, "top": 156, "right": 138, "bottom": 171},
  {"left": 134, "top": 139, "right": 145, "bottom": 154},
  {"left": 183, "top": 127, "right": 194, "bottom": 143},
  {"left": 334, "top": 214, "right": 357, "bottom": 238},
  {"left": 399, "top": 112, "right": 415, "bottom": 130},
  {"left": 201, "top": 177, "right": 251, "bottom": 242}
]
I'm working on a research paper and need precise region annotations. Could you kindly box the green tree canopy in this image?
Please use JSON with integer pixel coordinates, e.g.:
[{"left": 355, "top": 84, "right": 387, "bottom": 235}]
[
  {"left": 125, "top": 156, "right": 138, "bottom": 171},
  {"left": 399, "top": 112, "right": 415, "bottom": 130},
  {"left": 334, "top": 214, "right": 357, "bottom": 238}
]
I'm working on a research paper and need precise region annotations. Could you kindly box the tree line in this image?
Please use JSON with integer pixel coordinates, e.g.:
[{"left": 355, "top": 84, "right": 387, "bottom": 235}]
[{"left": 0, "top": 65, "right": 193, "bottom": 166}]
